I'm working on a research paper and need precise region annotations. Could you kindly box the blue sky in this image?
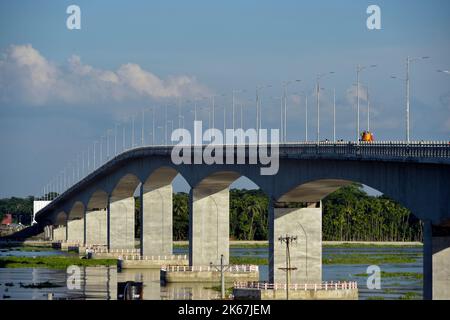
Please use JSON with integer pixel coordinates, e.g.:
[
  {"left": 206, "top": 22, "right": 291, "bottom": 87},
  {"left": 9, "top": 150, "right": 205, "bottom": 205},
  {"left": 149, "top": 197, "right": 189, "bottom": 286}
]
[{"left": 0, "top": 0, "right": 449, "bottom": 197}]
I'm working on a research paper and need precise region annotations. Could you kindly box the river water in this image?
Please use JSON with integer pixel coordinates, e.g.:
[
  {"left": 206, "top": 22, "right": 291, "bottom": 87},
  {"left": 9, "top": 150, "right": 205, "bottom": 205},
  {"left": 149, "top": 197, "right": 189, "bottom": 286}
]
[{"left": 0, "top": 246, "right": 422, "bottom": 300}]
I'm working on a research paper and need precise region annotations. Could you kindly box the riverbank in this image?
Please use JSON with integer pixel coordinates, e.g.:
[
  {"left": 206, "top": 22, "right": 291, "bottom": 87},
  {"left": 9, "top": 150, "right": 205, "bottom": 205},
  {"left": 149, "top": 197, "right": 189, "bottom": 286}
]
[{"left": 173, "top": 240, "right": 423, "bottom": 248}]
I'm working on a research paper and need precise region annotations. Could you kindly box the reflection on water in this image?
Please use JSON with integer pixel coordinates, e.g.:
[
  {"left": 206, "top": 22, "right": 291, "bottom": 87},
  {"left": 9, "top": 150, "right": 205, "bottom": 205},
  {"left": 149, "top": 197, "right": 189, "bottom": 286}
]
[{"left": 0, "top": 246, "right": 423, "bottom": 300}]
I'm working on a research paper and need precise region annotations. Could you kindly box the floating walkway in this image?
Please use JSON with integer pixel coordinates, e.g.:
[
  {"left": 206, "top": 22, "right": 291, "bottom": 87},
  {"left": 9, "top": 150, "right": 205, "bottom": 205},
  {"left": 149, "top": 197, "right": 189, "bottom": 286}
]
[{"left": 233, "top": 281, "right": 358, "bottom": 300}]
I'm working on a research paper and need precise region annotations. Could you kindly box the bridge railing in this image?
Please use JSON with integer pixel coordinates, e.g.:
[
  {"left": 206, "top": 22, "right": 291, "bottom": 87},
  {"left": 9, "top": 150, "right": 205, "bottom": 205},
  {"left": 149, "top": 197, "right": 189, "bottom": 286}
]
[
  {"left": 282, "top": 141, "right": 450, "bottom": 158},
  {"left": 37, "top": 141, "right": 449, "bottom": 218},
  {"left": 233, "top": 281, "right": 358, "bottom": 291},
  {"left": 120, "top": 254, "right": 188, "bottom": 261},
  {"left": 161, "top": 265, "right": 259, "bottom": 273}
]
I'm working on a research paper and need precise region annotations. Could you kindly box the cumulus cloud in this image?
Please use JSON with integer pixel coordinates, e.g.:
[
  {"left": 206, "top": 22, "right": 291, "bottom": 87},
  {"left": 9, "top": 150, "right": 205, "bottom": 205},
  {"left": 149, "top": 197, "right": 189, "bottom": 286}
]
[
  {"left": 0, "top": 44, "right": 210, "bottom": 106},
  {"left": 346, "top": 85, "right": 368, "bottom": 107}
]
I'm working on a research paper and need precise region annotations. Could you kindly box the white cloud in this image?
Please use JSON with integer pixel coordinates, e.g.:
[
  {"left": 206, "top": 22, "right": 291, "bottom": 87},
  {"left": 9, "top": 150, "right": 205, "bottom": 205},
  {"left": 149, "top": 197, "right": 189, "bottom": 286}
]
[
  {"left": 0, "top": 44, "right": 210, "bottom": 107},
  {"left": 346, "top": 85, "right": 368, "bottom": 107}
]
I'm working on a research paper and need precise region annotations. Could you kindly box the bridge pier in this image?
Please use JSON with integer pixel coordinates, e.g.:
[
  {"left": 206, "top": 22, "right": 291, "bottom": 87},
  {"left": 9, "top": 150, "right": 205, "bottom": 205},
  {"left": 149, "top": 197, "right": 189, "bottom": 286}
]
[
  {"left": 271, "top": 202, "right": 322, "bottom": 284},
  {"left": 52, "top": 225, "right": 66, "bottom": 241},
  {"left": 141, "top": 184, "right": 173, "bottom": 256},
  {"left": 85, "top": 209, "right": 107, "bottom": 246},
  {"left": 67, "top": 218, "right": 84, "bottom": 244},
  {"left": 189, "top": 187, "right": 229, "bottom": 266},
  {"left": 108, "top": 197, "right": 135, "bottom": 249},
  {"left": 423, "top": 221, "right": 450, "bottom": 300}
]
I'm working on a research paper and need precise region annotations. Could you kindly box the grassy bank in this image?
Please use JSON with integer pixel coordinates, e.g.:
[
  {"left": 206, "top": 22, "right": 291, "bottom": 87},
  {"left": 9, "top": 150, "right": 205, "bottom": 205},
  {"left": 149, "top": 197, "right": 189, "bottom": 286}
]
[
  {"left": 230, "top": 253, "right": 419, "bottom": 266},
  {"left": 323, "top": 254, "right": 417, "bottom": 265},
  {"left": 0, "top": 256, "right": 116, "bottom": 269},
  {"left": 173, "top": 241, "right": 422, "bottom": 250},
  {"left": 354, "top": 271, "right": 423, "bottom": 279}
]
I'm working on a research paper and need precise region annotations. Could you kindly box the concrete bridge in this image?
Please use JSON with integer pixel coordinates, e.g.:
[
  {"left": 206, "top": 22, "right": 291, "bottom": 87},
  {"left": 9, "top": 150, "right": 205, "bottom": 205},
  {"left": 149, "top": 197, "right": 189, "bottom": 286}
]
[{"left": 35, "top": 141, "right": 450, "bottom": 299}]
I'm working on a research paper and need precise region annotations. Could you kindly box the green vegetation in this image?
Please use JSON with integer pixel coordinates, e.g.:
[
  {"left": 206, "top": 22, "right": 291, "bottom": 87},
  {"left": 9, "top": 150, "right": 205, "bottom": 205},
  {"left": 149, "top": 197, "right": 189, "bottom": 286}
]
[
  {"left": 399, "top": 291, "right": 420, "bottom": 300},
  {"left": 323, "top": 253, "right": 417, "bottom": 265},
  {"left": 323, "top": 185, "right": 422, "bottom": 242},
  {"left": 20, "top": 281, "right": 63, "bottom": 289},
  {"left": 2, "top": 246, "right": 55, "bottom": 252},
  {"left": 0, "top": 256, "right": 116, "bottom": 269},
  {"left": 169, "top": 184, "right": 423, "bottom": 242},
  {"left": 204, "top": 285, "right": 234, "bottom": 296},
  {"left": 354, "top": 271, "right": 423, "bottom": 279},
  {"left": 323, "top": 243, "right": 422, "bottom": 248},
  {"left": 367, "top": 296, "right": 385, "bottom": 300},
  {"left": 229, "top": 256, "right": 268, "bottom": 265},
  {"left": 0, "top": 196, "right": 34, "bottom": 225}
]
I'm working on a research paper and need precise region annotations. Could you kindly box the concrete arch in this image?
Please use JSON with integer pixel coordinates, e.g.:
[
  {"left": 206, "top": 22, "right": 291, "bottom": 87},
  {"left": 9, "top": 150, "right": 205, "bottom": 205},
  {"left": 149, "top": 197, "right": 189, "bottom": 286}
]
[
  {"left": 68, "top": 201, "right": 85, "bottom": 220},
  {"left": 54, "top": 211, "right": 68, "bottom": 226},
  {"left": 140, "top": 167, "right": 184, "bottom": 256},
  {"left": 86, "top": 189, "right": 108, "bottom": 210},
  {"left": 190, "top": 170, "right": 268, "bottom": 266},
  {"left": 85, "top": 190, "right": 109, "bottom": 246},
  {"left": 270, "top": 158, "right": 449, "bottom": 224},
  {"left": 109, "top": 173, "right": 141, "bottom": 249},
  {"left": 111, "top": 173, "right": 141, "bottom": 202},
  {"left": 67, "top": 201, "right": 85, "bottom": 243},
  {"left": 52, "top": 211, "right": 68, "bottom": 241}
]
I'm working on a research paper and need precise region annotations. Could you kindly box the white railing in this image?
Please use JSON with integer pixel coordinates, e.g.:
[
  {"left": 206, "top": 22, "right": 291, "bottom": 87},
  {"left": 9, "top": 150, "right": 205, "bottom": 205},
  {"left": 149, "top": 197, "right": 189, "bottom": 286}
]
[
  {"left": 233, "top": 281, "right": 358, "bottom": 291},
  {"left": 120, "top": 254, "right": 188, "bottom": 261},
  {"left": 93, "top": 248, "right": 140, "bottom": 254},
  {"left": 161, "top": 265, "right": 259, "bottom": 273}
]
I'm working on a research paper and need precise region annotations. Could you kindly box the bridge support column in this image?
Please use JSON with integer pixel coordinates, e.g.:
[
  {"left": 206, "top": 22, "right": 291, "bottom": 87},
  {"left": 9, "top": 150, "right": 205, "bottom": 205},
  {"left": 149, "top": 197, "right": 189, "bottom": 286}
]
[
  {"left": 52, "top": 226, "right": 66, "bottom": 241},
  {"left": 109, "top": 197, "right": 135, "bottom": 249},
  {"left": 67, "top": 218, "right": 85, "bottom": 244},
  {"left": 423, "top": 221, "right": 450, "bottom": 300},
  {"left": 141, "top": 184, "right": 173, "bottom": 256},
  {"left": 189, "top": 187, "right": 229, "bottom": 266},
  {"left": 271, "top": 202, "right": 322, "bottom": 284},
  {"left": 85, "top": 209, "right": 107, "bottom": 246}
]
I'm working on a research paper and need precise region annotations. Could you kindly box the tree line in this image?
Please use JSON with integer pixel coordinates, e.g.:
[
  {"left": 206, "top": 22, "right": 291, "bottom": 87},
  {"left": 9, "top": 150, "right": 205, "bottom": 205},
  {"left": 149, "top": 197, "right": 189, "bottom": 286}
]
[
  {"left": 1, "top": 184, "right": 423, "bottom": 242},
  {"left": 173, "top": 185, "right": 423, "bottom": 242}
]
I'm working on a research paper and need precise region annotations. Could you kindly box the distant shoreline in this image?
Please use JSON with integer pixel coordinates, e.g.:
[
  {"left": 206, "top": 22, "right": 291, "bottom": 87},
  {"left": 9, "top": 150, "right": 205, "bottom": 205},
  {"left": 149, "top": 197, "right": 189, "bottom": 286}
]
[
  {"left": 174, "top": 240, "right": 423, "bottom": 247},
  {"left": 0, "top": 239, "right": 423, "bottom": 248}
]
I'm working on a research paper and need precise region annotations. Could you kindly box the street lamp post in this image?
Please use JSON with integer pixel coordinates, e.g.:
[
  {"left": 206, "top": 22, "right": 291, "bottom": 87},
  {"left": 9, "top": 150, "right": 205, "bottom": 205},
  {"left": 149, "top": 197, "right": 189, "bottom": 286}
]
[
  {"left": 333, "top": 88, "right": 336, "bottom": 142},
  {"left": 316, "top": 72, "right": 334, "bottom": 144},
  {"left": 256, "top": 85, "right": 272, "bottom": 138},
  {"left": 391, "top": 56, "right": 428, "bottom": 142},
  {"left": 356, "top": 64, "right": 377, "bottom": 142},
  {"left": 232, "top": 90, "right": 246, "bottom": 131},
  {"left": 367, "top": 85, "right": 370, "bottom": 132},
  {"left": 282, "top": 80, "right": 301, "bottom": 142}
]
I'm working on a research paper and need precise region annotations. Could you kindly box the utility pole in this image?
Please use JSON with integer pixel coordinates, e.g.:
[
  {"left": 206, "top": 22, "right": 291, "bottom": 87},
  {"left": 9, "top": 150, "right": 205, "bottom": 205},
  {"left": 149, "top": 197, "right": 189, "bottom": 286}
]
[
  {"left": 278, "top": 234, "right": 298, "bottom": 300},
  {"left": 210, "top": 254, "right": 230, "bottom": 299}
]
